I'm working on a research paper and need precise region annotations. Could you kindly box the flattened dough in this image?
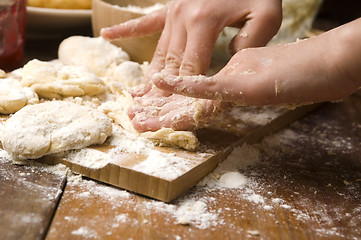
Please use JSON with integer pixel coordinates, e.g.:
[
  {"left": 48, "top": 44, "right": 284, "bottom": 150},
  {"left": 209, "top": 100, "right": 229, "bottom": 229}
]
[
  {"left": 21, "top": 59, "right": 106, "bottom": 99},
  {"left": 58, "top": 36, "right": 130, "bottom": 77},
  {"left": 99, "top": 91, "right": 200, "bottom": 150},
  {"left": 0, "top": 77, "right": 39, "bottom": 114},
  {"left": 1, "top": 101, "right": 112, "bottom": 160}
]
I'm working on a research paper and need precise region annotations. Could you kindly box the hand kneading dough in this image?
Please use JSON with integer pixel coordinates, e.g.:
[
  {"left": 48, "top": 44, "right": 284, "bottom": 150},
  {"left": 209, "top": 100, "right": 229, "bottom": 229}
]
[
  {"left": 58, "top": 36, "right": 130, "bottom": 77},
  {"left": 99, "top": 91, "right": 200, "bottom": 150},
  {"left": 21, "top": 59, "right": 106, "bottom": 99},
  {"left": 0, "top": 77, "right": 39, "bottom": 114},
  {"left": 1, "top": 101, "right": 112, "bottom": 160}
]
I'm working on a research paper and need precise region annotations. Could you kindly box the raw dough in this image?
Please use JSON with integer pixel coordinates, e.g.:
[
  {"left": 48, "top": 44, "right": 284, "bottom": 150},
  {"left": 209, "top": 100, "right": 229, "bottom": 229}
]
[
  {"left": 0, "top": 77, "right": 39, "bottom": 114},
  {"left": 1, "top": 101, "right": 112, "bottom": 160},
  {"left": 21, "top": 59, "right": 106, "bottom": 99},
  {"left": 99, "top": 91, "right": 199, "bottom": 150},
  {"left": 0, "top": 69, "right": 6, "bottom": 78},
  {"left": 58, "top": 36, "right": 130, "bottom": 77},
  {"left": 111, "top": 61, "right": 145, "bottom": 89}
]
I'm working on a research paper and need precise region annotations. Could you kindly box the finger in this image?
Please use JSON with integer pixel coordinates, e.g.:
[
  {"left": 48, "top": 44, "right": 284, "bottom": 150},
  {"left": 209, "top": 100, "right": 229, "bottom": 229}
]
[
  {"left": 154, "top": 72, "right": 284, "bottom": 105},
  {"left": 132, "top": 115, "right": 163, "bottom": 132},
  {"left": 179, "top": 26, "right": 219, "bottom": 75},
  {"left": 144, "top": 14, "right": 173, "bottom": 80},
  {"left": 162, "top": 24, "right": 187, "bottom": 76},
  {"left": 229, "top": 8, "right": 282, "bottom": 54},
  {"left": 131, "top": 110, "right": 196, "bottom": 132},
  {"left": 100, "top": 8, "right": 167, "bottom": 40},
  {"left": 152, "top": 73, "right": 248, "bottom": 103},
  {"left": 129, "top": 83, "right": 152, "bottom": 97}
]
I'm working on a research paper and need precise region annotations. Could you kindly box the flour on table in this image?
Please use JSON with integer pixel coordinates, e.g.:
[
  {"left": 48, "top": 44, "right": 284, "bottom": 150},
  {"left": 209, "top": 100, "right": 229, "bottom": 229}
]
[
  {"left": 198, "top": 143, "right": 260, "bottom": 188},
  {"left": 175, "top": 199, "right": 219, "bottom": 229},
  {"left": 21, "top": 59, "right": 106, "bottom": 99},
  {"left": 0, "top": 101, "right": 112, "bottom": 160},
  {"left": 132, "top": 150, "right": 195, "bottom": 180},
  {"left": 0, "top": 77, "right": 39, "bottom": 114},
  {"left": 58, "top": 36, "right": 130, "bottom": 77}
]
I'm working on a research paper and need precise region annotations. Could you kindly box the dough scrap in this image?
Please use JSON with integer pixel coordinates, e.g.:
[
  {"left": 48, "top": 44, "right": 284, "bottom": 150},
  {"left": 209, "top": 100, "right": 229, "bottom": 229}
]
[
  {"left": 1, "top": 101, "right": 112, "bottom": 160},
  {"left": 110, "top": 61, "right": 145, "bottom": 89},
  {"left": 0, "top": 69, "right": 6, "bottom": 78},
  {"left": 58, "top": 36, "right": 130, "bottom": 77},
  {"left": 21, "top": 59, "right": 106, "bottom": 99},
  {"left": 99, "top": 91, "right": 200, "bottom": 150},
  {"left": 0, "top": 77, "right": 39, "bottom": 114}
]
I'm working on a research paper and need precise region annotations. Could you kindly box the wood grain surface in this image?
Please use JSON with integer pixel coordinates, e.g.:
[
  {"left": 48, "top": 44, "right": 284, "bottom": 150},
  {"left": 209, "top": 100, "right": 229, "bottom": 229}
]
[
  {"left": 0, "top": 158, "right": 66, "bottom": 240},
  {"left": 44, "top": 96, "right": 361, "bottom": 240}
]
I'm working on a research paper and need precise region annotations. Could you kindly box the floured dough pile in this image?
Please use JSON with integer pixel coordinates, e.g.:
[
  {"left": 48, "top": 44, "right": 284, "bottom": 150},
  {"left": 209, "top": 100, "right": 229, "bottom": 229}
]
[
  {"left": 0, "top": 76, "right": 38, "bottom": 114},
  {"left": 59, "top": 36, "right": 147, "bottom": 91},
  {"left": 59, "top": 36, "right": 130, "bottom": 77},
  {"left": 1, "top": 101, "right": 112, "bottom": 160},
  {"left": 0, "top": 35, "right": 201, "bottom": 161},
  {"left": 22, "top": 59, "right": 106, "bottom": 99}
]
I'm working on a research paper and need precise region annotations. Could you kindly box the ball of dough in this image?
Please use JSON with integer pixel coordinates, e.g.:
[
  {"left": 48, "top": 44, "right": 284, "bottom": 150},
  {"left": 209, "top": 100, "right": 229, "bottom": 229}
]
[
  {"left": 111, "top": 61, "right": 145, "bottom": 88},
  {"left": 58, "top": 36, "right": 130, "bottom": 77},
  {"left": 21, "top": 59, "right": 106, "bottom": 99},
  {"left": 1, "top": 101, "right": 112, "bottom": 160},
  {"left": 0, "top": 77, "right": 39, "bottom": 114}
]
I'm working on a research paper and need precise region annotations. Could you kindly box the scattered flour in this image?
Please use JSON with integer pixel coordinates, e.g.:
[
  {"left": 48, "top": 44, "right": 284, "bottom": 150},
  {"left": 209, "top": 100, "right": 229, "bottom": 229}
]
[
  {"left": 198, "top": 143, "right": 260, "bottom": 188},
  {"left": 71, "top": 227, "right": 99, "bottom": 239},
  {"left": 175, "top": 200, "right": 218, "bottom": 229},
  {"left": 59, "top": 148, "right": 112, "bottom": 169},
  {"left": 132, "top": 150, "right": 195, "bottom": 180},
  {"left": 109, "top": 125, "right": 154, "bottom": 155}
]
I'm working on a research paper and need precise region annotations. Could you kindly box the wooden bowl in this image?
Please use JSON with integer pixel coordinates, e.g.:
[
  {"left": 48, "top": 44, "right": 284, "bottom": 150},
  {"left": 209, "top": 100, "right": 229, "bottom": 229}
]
[{"left": 92, "top": 0, "right": 169, "bottom": 63}]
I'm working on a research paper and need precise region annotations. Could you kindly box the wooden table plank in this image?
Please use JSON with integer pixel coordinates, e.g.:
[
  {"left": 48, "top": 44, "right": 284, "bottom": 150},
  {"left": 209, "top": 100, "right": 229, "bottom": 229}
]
[
  {"left": 45, "top": 97, "right": 361, "bottom": 240},
  {"left": 0, "top": 157, "right": 66, "bottom": 240}
]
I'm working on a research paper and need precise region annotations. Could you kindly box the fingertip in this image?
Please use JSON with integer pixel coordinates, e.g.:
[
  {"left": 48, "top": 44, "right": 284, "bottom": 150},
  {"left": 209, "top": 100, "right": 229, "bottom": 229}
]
[
  {"left": 100, "top": 27, "right": 113, "bottom": 40},
  {"left": 152, "top": 73, "right": 182, "bottom": 91},
  {"left": 131, "top": 116, "right": 162, "bottom": 132}
]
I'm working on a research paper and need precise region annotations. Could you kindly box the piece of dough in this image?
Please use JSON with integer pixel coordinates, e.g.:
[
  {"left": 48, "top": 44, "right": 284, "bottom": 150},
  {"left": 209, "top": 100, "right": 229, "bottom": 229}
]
[
  {"left": 1, "top": 101, "right": 112, "bottom": 160},
  {"left": 0, "top": 77, "right": 39, "bottom": 114},
  {"left": 21, "top": 59, "right": 106, "bottom": 99},
  {"left": 111, "top": 61, "right": 145, "bottom": 89},
  {"left": 0, "top": 69, "right": 6, "bottom": 78},
  {"left": 58, "top": 36, "right": 130, "bottom": 77},
  {"left": 99, "top": 91, "right": 200, "bottom": 150}
]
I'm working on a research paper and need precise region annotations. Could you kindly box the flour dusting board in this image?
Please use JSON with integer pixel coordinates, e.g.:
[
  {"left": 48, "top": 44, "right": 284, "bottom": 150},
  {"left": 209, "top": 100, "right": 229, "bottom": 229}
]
[{"left": 1, "top": 104, "right": 320, "bottom": 202}]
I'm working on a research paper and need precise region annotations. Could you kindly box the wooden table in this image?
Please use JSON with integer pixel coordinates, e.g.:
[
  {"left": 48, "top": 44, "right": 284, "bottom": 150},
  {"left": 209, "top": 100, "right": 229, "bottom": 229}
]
[{"left": 1, "top": 33, "right": 361, "bottom": 240}]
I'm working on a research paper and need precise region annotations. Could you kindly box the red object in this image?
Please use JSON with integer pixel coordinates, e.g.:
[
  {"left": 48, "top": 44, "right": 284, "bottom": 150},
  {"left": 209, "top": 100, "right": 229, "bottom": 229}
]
[{"left": 0, "top": 0, "right": 26, "bottom": 72}]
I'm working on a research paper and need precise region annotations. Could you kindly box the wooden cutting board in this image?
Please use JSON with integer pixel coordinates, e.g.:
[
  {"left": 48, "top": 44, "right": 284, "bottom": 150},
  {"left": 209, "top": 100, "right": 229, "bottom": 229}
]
[{"left": 1, "top": 104, "right": 320, "bottom": 202}]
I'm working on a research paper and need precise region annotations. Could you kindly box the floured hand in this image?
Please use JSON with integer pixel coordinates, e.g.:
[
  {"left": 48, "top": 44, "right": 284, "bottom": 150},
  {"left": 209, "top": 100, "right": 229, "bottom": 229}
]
[
  {"left": 128, "top": 86, "right": 223, "bottom": 132},
  {"left": 152, "top": 19, "right": 361, "bottom": 106},
  {"left": 101, "top": 0, "right": 282, "bottom": 80}
]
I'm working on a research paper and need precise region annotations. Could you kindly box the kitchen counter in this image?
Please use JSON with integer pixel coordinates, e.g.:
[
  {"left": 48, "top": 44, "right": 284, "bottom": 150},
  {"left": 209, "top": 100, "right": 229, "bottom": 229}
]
[{"left": 1, "top": 31, "right": 360, "bottom": 240}]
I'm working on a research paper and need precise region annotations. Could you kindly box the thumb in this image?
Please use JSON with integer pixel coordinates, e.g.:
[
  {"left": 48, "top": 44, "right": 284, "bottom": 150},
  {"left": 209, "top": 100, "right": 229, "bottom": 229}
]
[{"left": 229, "top": 10, "right": 282, "bottom": 54}]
